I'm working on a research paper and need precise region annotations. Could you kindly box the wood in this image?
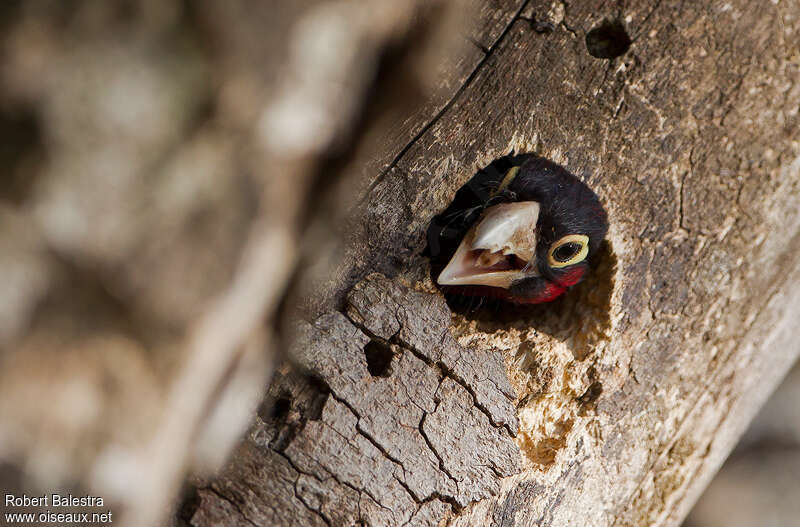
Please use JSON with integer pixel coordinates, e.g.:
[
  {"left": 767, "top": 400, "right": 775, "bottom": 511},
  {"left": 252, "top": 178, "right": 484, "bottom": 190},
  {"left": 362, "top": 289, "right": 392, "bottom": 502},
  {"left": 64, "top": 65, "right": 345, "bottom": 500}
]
[
  {"left": 190, "top": 0, "right": 800, "bottom": 526},
  {"left": 1, "top": 0, "right": 799, "bottom": 526}
]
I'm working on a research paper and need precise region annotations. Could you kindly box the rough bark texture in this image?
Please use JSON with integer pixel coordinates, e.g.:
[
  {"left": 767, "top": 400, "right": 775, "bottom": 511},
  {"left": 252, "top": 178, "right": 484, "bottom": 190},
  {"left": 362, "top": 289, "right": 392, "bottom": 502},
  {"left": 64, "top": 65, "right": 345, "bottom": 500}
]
[
  {"left": 190, "top": 0, "right": 800, "bottom": 526},
  {"left": 191, "top": 275, "right": 522, "bottom": 526},
  {"left": 2, "top": 0, "right": 800, "bottom": 526}
]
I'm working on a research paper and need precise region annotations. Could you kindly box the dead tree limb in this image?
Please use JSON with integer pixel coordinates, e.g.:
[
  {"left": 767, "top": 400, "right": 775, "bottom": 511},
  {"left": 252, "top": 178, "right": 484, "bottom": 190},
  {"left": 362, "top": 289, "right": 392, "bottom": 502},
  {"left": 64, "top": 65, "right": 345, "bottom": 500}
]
[
  {"left": 190, "top": 0, "right": 800, "bottom": 526},
  {"left": 1, "top": 1, "right": 799, "bottom": 527}
]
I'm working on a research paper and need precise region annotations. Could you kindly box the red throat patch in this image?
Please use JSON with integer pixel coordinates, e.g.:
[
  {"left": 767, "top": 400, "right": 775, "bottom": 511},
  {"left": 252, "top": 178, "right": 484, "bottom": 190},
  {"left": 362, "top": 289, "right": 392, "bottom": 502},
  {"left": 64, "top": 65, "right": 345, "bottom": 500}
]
[
  {"left": 557, "top": 266, "right": 586, "bottom": 287},
  {"left": 510, "top": 281, "right": 566, "bottom": 304}
]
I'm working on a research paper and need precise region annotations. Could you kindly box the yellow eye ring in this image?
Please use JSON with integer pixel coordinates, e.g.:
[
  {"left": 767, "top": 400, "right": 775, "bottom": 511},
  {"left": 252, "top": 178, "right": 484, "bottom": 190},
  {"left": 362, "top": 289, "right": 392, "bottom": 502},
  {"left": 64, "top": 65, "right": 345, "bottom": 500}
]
[{"left": 548, "top": 234, "right": 589, "bottom": 268}]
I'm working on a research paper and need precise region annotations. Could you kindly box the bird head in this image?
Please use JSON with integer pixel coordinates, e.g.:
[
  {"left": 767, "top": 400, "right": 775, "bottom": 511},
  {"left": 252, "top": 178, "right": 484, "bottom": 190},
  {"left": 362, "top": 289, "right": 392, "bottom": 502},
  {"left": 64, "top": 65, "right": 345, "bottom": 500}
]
[{"left": 432, "top": 155, "right": 608, "bottom": 304}]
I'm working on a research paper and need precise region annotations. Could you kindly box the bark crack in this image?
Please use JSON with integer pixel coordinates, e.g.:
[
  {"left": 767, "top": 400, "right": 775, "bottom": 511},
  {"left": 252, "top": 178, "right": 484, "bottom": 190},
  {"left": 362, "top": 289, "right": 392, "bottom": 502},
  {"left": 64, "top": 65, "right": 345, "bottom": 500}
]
[
  {"left": 401, "top": 332, "right": 516, "bottom": 437},
  {"left": 203, "top": 486, "right": 260, "bottom": 527},
  {"left": 678, "top": 169, "right": 688, "bottom": 233},
  {"left": 324, "top": 374, "right": 467, "bottom": 511},
  {"left": 275, "top": 448, "right": 393, "bottom": 516},
  {"left": 680, "top": 143, "right": 698, "bottom": 234},
  {"left": 292, "top": 478, "right": 334, "bottom": 527},
  {"left": 326, "top": 391, "right": 422, "bottom": 503},
  {"left": 558, "top": 0, "right": 579, "bottom": 38},
  {"left": 356, "top": 0, "right": 532, "bottom": 207},
  {"left": 418, "top": 406, "right": 461, "bottom": 496},
  {"left": 342, "top": 309, "right": 516, "bottom": 435}
]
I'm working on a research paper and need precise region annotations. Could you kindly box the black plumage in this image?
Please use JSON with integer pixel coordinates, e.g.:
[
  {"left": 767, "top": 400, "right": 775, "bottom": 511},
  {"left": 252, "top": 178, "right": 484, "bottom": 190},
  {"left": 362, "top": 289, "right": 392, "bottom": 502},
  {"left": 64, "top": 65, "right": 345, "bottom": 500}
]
[{"left": 427, "top": 153, "right": 608, "bottom": 304}]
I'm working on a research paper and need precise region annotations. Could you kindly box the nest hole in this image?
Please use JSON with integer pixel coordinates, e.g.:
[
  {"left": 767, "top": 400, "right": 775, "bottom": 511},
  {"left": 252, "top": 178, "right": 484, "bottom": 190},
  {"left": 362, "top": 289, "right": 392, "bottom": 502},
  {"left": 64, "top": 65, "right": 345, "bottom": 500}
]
[{"left": 425, "top": 152, "right": 616, "bottom": 353}]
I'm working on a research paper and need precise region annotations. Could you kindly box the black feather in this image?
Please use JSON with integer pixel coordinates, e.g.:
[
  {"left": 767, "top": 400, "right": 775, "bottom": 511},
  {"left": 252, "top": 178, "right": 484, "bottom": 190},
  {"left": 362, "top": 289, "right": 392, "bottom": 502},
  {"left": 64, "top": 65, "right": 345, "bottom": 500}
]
[{"left": 426, "top": 153, "right": 608, "bottom": 304}]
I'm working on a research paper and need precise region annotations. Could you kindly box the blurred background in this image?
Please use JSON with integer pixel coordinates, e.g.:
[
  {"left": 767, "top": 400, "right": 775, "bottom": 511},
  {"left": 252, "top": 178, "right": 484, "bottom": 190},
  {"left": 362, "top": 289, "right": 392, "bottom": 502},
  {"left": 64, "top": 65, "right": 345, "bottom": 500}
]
[{"left": 0, "top": 0, "right": 467, "bottom": 524}]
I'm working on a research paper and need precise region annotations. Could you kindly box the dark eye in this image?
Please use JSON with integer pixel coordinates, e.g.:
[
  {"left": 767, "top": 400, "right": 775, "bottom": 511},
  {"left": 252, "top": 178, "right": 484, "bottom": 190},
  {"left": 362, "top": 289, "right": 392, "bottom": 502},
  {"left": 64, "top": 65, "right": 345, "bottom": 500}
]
[
  {"left": 548, "top": 234, "right": 589, "bottom": 268},
  {"left": 553, "top": 242, "right": 581, "bottom": 262}
]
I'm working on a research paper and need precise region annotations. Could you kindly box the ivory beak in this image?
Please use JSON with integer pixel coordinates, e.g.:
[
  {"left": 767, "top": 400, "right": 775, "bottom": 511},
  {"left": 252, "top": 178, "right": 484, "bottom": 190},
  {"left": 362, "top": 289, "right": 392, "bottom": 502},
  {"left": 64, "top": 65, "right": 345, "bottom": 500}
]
[{"left": 437, "top": 201, "right": 540, "bottom": 289}]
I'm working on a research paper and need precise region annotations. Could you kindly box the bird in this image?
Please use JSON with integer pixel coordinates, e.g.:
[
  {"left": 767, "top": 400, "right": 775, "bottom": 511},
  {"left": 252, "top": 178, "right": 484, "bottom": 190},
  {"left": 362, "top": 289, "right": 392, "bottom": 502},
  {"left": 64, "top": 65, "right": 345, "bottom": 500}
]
[{"left": 427, "top": 153, "right": 608, "bottom": 305}]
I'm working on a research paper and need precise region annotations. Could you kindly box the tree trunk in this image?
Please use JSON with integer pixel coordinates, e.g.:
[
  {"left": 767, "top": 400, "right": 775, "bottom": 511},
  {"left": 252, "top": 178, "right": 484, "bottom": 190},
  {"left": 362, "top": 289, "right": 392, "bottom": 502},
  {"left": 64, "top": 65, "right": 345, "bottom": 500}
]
[
  {"left": 1, "top": 1, "right": 799, "bottom": 527},
  {"left": 188, "top": 0, "right": 800, "bottom": 526}
]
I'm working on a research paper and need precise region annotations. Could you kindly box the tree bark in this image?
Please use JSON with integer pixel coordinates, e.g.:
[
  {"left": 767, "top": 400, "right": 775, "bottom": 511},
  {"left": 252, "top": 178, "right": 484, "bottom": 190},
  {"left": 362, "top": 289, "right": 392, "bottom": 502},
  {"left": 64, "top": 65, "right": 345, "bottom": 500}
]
[
  {"left": 2, "top": 1, "right": 799, "bottom": 527},
  {"left": 187, "top": 0, "right": 800, "bottom": 526}
]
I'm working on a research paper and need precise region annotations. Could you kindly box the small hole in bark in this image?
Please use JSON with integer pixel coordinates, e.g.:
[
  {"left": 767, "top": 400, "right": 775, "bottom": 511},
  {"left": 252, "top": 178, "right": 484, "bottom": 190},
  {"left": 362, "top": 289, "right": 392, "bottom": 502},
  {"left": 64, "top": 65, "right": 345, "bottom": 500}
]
[
  {"left": 258, "top": 392, "right": 292, "bottom": 423},
  {"left": 265, "top": 374, "right": 330, "bottom": 451},
  {"left": 271, "top": 396, "right": 291, "bottom": 420},
  {"left": 586, "top": 20, "right": 631, "bottom": 59},
  {"left": 364, "top": 340, "right": 393, "bottom": 377}
]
